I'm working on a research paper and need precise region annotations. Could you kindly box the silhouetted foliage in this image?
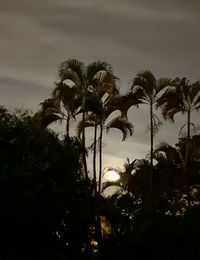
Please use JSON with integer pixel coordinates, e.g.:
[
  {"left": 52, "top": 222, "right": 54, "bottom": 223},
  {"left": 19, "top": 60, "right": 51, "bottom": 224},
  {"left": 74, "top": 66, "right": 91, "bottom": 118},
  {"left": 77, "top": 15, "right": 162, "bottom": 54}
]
[
  {"left": 0, "top": 62, "right": 200, "bottom": 259},
  {"left": 0, "top": 107, "right": 93, "bottom": 259}
]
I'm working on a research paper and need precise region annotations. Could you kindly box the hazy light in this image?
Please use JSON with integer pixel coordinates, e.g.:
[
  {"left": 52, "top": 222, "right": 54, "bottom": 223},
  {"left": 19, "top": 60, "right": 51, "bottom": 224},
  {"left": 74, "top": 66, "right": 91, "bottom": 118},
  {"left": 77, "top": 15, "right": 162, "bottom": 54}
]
[{"left": 103, "top": 170, "right": 120, "bottom": 182}]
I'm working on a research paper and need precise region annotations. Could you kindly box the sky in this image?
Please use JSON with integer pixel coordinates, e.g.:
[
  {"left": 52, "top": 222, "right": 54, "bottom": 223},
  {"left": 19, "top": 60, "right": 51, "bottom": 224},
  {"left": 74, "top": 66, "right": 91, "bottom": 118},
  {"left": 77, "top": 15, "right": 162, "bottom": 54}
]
[{"left": 0, "top": 0, "right": 199, "bottom": 170}]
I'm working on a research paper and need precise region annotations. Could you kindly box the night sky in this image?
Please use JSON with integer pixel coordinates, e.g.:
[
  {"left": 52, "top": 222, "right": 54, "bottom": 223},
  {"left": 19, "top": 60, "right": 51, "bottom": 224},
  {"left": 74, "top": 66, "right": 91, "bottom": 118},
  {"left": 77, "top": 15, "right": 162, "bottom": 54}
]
[{"left": 0, "top": 0, "right": 199, "bottom": 169}]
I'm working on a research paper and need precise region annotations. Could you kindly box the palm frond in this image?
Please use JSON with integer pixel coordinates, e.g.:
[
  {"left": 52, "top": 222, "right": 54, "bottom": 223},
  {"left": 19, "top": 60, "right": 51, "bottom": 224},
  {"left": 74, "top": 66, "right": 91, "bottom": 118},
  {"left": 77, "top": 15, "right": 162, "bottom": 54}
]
[
  {"left": 156, "top": 77, "right": 171, "bottom": 95},
  {"left": 161, "top": 104, "right": 184, "bottom": 122},
  {"left": 53, "top": 82, "right": 78, "bottom": 98},
  {"left": 77, "top": 119, "right": 96, "bottom": 137},
  {"left": 58, "top": 59, "right": 85, "bottom": 85},
  {"left": 153, "top": 152, "right": 167, "bottom": 164},
  {"left": 132, "top": 70, "right": 156, "bottom": 97},
  {"left": 108, "top": 92, "right": 142, "bottom": 119},
  {"left": 53, "top": 82, "right": 80, "bottom": 112},
  {"left": 194, "top": 95, "right": 200, "bottom": 110},
  {"left": 106, "top": 117, "right": 134, "bottom": 141},
  {"left": 189, "top": 81, "right": 200, "bottom": 104},
  {"left": 83, "top": 92, "right": 104, "bottom": 116},
  {"left": 157, "top": 87, "right": 184, "bottom": 121},
  {"left": 123, "top": 158, "right": 136, "bottom": 175},
  {"left": 170, "top": 77, "right": 179, "bottom": 86},
  {"left": 86, "top": 61, "right": 113, "bottom": 84},
  {"left": 41, "top": 113, "right": 62, "bottom": 128},
  {"left": 156, "top": 87, "right": 179, "bottom": 108},
  {"left": 154, "top": 142, "right": 173, "bottom": 154},
  {"left": 59, "top": 69, "right": 82, "bottom": 86},
  {"left": 134, "top": 159, "right": 151, "bottom": 172},
  {"left": 94, "top": 73, "right": 119, "bottom": 97},
  {"left": 158, "top": 78, "right": 200, "bottom": 123},
  {"left": 40, "top": 98, "right": 59, "bottom": 111},
  {"left": 40, "top": 98, "right": 64, "bottom": 127},
  {"left": 154, "top": 142, "right": 182, "bottom": 165}
]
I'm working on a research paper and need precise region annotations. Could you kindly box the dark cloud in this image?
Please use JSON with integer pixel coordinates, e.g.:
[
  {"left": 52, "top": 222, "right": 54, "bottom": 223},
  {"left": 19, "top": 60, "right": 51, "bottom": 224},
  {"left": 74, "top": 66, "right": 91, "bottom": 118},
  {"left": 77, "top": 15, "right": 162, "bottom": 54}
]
[
  {"left": 35, "top": 0, "right": 200, "bottom": 80},
  {"left": 0, "top": 75, "right": 51, "bottom": 110},
  {"left": 0, "top": 75, "right": 49, "bottom": 93}
]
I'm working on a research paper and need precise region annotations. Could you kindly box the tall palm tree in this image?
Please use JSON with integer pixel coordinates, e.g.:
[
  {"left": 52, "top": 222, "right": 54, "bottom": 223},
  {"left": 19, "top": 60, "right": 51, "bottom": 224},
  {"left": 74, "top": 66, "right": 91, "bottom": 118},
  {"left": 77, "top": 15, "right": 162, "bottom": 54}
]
[
  {"left": 52, "top": 59, "right": 114, "bottom": 179},
  {"left": 157, "top": 78, "right": 200, "bottom": 185},
  {"left": 78, "top": 109, "right": 133, "bottom": 253},
  {"left": 77, "top": 94, "right": 134, "bottom": 195},
  {"left": 130, "top": 71, "right": 170, "bottom": 204},
  {"left": 88, "top": 71, "right": 119, "bottom": 194},
  {"left": 75, "top": 68, "right": 119, "bottom": 192},
  {"left": 75, "top": 72, "right": 133, "bottom": 252}
]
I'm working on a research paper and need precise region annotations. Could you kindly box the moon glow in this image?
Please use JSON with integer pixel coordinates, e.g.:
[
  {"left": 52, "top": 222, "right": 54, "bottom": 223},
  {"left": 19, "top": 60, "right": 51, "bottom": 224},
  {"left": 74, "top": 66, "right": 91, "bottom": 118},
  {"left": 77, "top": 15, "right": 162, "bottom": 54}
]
[{"left": 103, "top": 170, "right": 120, "bottom": 182}]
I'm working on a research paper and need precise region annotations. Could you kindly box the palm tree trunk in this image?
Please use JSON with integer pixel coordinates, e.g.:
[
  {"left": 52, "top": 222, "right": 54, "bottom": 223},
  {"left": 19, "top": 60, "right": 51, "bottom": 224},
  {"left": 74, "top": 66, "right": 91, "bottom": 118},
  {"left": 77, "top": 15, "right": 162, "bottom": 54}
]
[
  {"left": 93, "top": 119, "right": 98, "bottom": 195},
  {"left": 149, "top": 101, "right": 154, "bottom": 206},
  {"left": 150, "top": 102, "right": 154, "bottom": 170},
  {"left": 184, "top": 110, "right": 191, "bottom": 206},
  {"left": 82, "top": 112, "right": 88, "bottom": 179},
  {"left": 98, "top": 123, "right": 103, "bottom": 195},
  {"left": 94, "top": 122, "right": 103, "bottom": 256},
  {"left": 66, "top": 116, "right": 70, "bottom": 142},
  {"left": 185, "top": 110, "right": 191, "bottom": 168}
]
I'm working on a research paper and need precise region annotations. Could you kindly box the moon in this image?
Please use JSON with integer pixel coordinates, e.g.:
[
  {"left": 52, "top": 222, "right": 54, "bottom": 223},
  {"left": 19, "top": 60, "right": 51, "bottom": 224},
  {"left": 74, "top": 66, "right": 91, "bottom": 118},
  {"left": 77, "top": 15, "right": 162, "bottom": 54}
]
[{"left": 103, "top": 170, "right": 120, "bottom": 182}]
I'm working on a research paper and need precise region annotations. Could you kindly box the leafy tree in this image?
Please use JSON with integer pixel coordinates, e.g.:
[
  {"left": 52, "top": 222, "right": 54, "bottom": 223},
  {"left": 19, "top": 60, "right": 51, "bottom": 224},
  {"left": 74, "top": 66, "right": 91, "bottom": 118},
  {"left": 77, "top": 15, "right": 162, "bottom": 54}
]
[{"left": 0, "top": 106, "right": 92, "bottom": 259}]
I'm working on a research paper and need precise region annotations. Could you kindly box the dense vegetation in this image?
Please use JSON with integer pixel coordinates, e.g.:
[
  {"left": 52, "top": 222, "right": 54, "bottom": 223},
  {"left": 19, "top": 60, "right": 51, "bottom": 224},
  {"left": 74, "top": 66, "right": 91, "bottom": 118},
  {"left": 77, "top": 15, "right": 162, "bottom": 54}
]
[{"left": 0, "top": 59, "right": 200, "bottom": 259}]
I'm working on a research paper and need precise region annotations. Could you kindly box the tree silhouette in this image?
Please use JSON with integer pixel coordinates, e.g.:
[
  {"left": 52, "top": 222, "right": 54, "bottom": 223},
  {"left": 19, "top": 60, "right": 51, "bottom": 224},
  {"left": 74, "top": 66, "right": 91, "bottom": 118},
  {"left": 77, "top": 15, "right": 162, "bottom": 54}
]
[
  {"left": 2, "top": 59, "right": 200, "bottom": 259},
  {"left": 58, "top": 59, "right": 114, "bottom": 179},
  {"left": 157, "top": 78, "right": 200, "bottom": 201},
  {"left": 130, "top": 71, "right": 170, "bottom": 205},
  {"left": 0, "top": 107, "right": 92, "bottom": 259},
  {"left": 77, "top": 97, "right": 133, "bottom": 195}
]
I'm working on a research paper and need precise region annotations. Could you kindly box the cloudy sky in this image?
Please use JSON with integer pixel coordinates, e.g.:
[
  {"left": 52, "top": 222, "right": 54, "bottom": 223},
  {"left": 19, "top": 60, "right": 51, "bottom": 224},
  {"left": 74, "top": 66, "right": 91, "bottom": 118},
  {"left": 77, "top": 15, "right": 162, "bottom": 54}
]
[{"left": 0, "top": 0, "right": 199, "bottom": 170}]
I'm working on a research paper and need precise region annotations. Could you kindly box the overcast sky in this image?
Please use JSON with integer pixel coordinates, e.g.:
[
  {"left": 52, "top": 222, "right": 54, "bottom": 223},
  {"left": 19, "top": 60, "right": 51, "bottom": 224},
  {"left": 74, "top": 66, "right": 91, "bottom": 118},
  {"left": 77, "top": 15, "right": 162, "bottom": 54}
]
[{"left": 0, "top": 0, "right": 199, "bottom": 170}]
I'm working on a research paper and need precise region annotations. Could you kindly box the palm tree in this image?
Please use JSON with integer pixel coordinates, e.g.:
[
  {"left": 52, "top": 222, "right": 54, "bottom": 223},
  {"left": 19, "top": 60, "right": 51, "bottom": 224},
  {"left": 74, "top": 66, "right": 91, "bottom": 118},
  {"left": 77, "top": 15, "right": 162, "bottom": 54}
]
[
  {"left": 130, "top": 71, "right": 171, "bottom": 204},
  {"left": 41, "top": 59, "right": 114, "bottom": 179},
  {"left": 76, "top": 77, "right": 133, "bottom": 253},
  {"left": 102, "top": 158, "right": 154, "bottom": 213},
  {"left": 153, "top": 141, "right": 193, "bottom": 215},
  {"left": 58, "top": 59, "right": 115, "bottom": 179},
  {"left": 74, "top": 68, "right": 119, "bottom": 192},
  {"left": 88, "top": 71, "right": 119, "bottom": 195},
  {"left": 77, "top": 94, "right": 134, "bottom": 195},
  {"left": 52, "top": 82, "right": 80, "bottom": 139},
  {"left": 157, "top": 78, "right": 200, "bottom": 186},
  {"left": 102, "top": 143, "right": 182, "bottom": 213},
  {"left": 40, "top": 82, "right": 79, "bottom": 140},
  {"left": 154, "top": 142, "right": 183, "bottom": 190}
]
